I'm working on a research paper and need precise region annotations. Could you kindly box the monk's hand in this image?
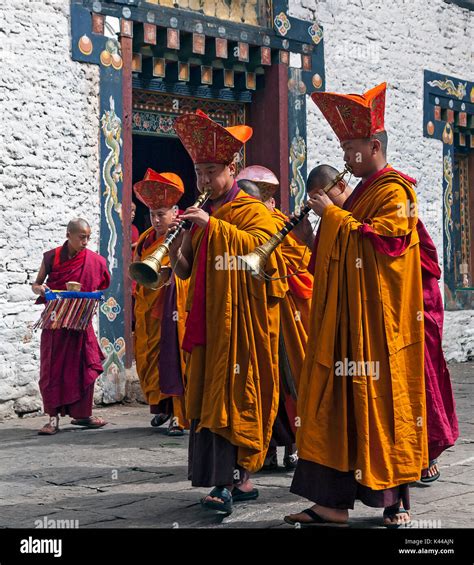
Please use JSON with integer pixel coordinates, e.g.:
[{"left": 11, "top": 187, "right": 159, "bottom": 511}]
[
  {"left": 307, "top": 190, "right": 333, "bottom": 217},
  {"left": 32, "top": 283, "right": 48, "bottom": 297},
  {"left": 181, "top": 206, "right": 210, "bottom": 228}
]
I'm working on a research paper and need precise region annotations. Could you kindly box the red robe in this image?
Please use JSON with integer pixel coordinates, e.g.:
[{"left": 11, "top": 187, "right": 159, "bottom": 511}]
[{"left": 38, "top": 244, "right": 110, "bottom": 417}]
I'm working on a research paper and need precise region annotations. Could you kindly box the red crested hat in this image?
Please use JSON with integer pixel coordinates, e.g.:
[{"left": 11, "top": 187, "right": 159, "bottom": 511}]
[
  {"left": 235, "top": 165, "right": 279, "bottom": 201},
  {"left": 133, "top": 169, "right": 184, "bottom": 209},
  {"left": 174, "top": 109, "right": 253, "bottom": 164},
  {"left": 311, "top": 82, "right": 386, "bottom": 142}
]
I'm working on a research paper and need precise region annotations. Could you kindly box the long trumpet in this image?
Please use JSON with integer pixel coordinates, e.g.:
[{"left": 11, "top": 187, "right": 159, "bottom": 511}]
[
  {"left": 239, "top": 165, "right": 351, "bottom": 280},
  {"left": 129, "top": 188, "right": 212, "bottom": 290}
]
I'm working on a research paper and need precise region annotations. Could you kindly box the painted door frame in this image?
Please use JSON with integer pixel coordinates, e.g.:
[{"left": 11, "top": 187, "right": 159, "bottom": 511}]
[{"left": 70, "top": 0, "right": 326, "bottom": 398}]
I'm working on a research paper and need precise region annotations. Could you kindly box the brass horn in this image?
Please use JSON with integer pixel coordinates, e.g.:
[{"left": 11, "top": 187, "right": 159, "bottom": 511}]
[
  {"left": 239, "top": 165, "right": 352, "bottom": 280},
  {"left": 129, "top": 188, "right": 212, "bottom": 290}
]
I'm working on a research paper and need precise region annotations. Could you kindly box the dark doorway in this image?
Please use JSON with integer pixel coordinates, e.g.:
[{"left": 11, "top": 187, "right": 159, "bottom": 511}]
[{"left": 132, "top": 134, "right": 197, "bottom": 234}]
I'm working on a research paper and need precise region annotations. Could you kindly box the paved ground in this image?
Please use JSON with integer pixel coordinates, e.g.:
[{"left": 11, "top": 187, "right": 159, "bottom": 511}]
[{"left": 0, "top": 362, "right": 472, "bottom": 530}]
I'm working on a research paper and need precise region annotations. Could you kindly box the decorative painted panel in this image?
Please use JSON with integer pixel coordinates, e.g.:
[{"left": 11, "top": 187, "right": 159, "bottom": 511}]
[
  {"left": 71, "top": 2, "right": 126, "bottom": 400},
  {"left": 423, "top": 70, "right": 474, "bottom": 310}
]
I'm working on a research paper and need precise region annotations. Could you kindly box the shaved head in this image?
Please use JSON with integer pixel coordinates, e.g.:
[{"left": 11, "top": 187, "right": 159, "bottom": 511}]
[
  {"left": 307, "top": 164, "right": 340, "bottom": 193},
  {"left": 67, "top": 218, "right": 90, "bottom": 234},
  {"left": 370, "top": 130, "right": 388, "bottom": 157},
  {"left": 237, "top": 179, "right": 261, "bottom": 199}
]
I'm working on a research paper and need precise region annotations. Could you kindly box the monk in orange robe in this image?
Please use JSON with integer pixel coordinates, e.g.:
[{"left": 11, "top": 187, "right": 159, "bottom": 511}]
[
  {"left": 306, "top": 164, "right": 459, "bottom": 484},
  {"left": 32, "top": 218, "right": 110, "bottom": 435},
  {"left": 133, "top": 169, "right": 189, "bottom": 436},
  {"left": 169, "top": 110, "right": 287, "bottom": 514},
  {"left": 236, "top": 166, "right": 313, "bottom": 471},
  {"left": 285, "top": 83, "right": 428, "bottom": 528}
]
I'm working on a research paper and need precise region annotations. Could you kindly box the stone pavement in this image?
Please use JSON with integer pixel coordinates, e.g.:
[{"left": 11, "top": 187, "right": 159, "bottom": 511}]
[{"left": 0, "top": 362, "right": 472, "bottom": 530}]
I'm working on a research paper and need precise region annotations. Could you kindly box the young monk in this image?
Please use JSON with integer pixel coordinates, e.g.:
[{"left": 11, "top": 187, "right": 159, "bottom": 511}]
[
  {"left": 306, "top": 164, "right": 459, "bottom": 484},
  {"left": 133, "top": 169, "right": 189, "bottom": 436},
  {"left": 168, "top": 110, "right": 287, "bottom": 514},
  {"left": 32, "top": 218, "right": 110, "bottom": 435},
  {"left": 236, "top": 166, "right": 313, "bottom": 472},
  {"left": 285, "top": 83, "right": 428, "bottom": 528}
]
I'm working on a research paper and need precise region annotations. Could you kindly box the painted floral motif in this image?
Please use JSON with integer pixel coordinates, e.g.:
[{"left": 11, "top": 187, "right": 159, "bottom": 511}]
[
  {"left": 308, "top": 22, "right": 323, "bottom": 45},
  {"left": 274, "top": 12, "right": 291, "bottom": 36},
  {"left": 100, "top": 296, "right": 121, "bottom": 322}
]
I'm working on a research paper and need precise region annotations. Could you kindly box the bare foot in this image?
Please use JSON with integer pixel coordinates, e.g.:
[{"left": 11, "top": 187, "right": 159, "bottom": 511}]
[
  {"left": 233, "top": 479, "right": 254, "bottom": 494},
  {"left": 383, "top": 506, "right": 411, "bottom": 527},
  {"left": 38, "top": 416, "right": 59, "bottom": 435}
]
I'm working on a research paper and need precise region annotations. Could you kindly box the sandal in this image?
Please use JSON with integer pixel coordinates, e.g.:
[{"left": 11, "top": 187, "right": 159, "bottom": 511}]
[
  {"left": 420, "top": 459, "right": 440, "bottom": 483},
  {"left": 383, "top": 507, "right": 411, "bottom": 528},
  {"left": 70, "top": 416, "right": 107, "bottom": 429},
  {"left": 150, "top": 413, "right": 170, "bottom": 428},
  {"left": 284, "top": 508, "right": 348, "bottom": 528},
  {"left": 38, "top": 418, "right": 59, "bottom": 435},
  {"left": 200, "top": 487, "right": 233, "bottom": 514},
  {"left": 232, "top": 487, "right": 259, "bottom": 502},
  {"left": 167, "top": 424, "right": 184, "bottom": 437},
  {"left": 283, "top": 452, "right": 298, "bottom": 471}
]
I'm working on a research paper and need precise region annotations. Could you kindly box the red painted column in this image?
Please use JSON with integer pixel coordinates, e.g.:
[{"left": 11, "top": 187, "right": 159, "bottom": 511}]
[
  {"left": 120, "top": 33, "right": 133, "bottom": 369},
  {"left": 247, "top": 63, "right": 289, "bottom": 213}
]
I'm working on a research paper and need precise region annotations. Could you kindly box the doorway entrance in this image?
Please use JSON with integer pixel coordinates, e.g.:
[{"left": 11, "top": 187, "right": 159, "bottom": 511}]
[
  {"left": 127, "top": 90, "right": 248, "bottom": 355},
  {"left": 132, "top": 134, "right": 196, "bottom": 234}
]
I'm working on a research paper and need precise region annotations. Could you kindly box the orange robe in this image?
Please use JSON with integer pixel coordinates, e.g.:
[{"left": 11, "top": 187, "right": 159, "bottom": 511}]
[
  {"left": 134, "top": 227, "right": 189, "bottom": 428},
  {"left": 271, "top": 208, "right": 313, "bottom": 432},
  {"left": 184, "top": 191, "right": 288, "bottom": 472},
  {"left": 297, "top": 170, "right": 428, "bottom": 490}
]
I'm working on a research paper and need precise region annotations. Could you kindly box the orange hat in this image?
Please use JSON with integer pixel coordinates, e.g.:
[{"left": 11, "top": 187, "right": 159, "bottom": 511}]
[
  {"left": 311, "top": 82, "right": 386, "bottom": 142},
  {"left": 235, "top": 165, "right": 279, "bottom": 202},
  {"left": 133, "top": 169, "right": 184, "bottom": 209},
  {"left": 174, "top": 109, "right": 253, "bottom": 165}
]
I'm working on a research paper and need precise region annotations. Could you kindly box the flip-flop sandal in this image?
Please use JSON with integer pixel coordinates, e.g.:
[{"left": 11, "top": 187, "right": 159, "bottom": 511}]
[
  {"left": 284, "top": 508, "right": 348, "bottom": 527},
  {"left": 150, "top": 414, "right": 171, "bottom": 428},
  {"left": 71, "top": 417, "right": 107, "bottom": 429},
  {"left": 383, "top": 508, "right": 411, "bottom": 528},
  {"left": 200, "top": 487, "right": 233, "bottom": 514},
  {"left": 38, "top": 422, "right": 59, "bottom": 435},
  {"left": 232, "top": 487, "right": 259, "bottom": 502},
  {"left": 420, "top": 459, "right": 440, "bottom": 483},
  {"left": 167, "top": 426, "right": 184, "bottom": 437}
]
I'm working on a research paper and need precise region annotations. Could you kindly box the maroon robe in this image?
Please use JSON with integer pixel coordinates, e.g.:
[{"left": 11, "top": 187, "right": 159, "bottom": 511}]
[{"left": 38, "top": 243, "right": 110, "bottom": 417}]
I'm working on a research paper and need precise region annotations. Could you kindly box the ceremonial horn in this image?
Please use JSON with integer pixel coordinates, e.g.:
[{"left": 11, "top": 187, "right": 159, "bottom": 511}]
[
  {"left": 129, "top": 188, "right": 212, "bottom": 290},
  {"left": 239, "top": 165, "right": 351, "bottom": 281}
]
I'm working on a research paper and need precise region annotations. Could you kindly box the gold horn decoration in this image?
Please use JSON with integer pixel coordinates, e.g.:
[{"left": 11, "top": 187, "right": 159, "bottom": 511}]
[
  {"left": 239, "top": 165, "right": 352, "bottom": 281},
  {"left": 129, "top": 188, "right": 212, "bottom": 290}
]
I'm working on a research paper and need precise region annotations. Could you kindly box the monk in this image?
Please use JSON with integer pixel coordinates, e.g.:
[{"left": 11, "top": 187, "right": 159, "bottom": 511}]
[
  {"left": 169, "top": 110, "right": 287, "bottom": 514},
  {"left": 305, "top": 164, "right": 459, "bottom": 484},
  {"left": 133, "top": 169, "right": 189, "bottom": 436},
  {"left": 236, "top": 166, "right": 313, "bottom": 471},
  {"left": 285, "top": 83, "right": 428, "bottom": 528},
  {"left": 32, "top": 218, "right": 110, "bottom": 435}
]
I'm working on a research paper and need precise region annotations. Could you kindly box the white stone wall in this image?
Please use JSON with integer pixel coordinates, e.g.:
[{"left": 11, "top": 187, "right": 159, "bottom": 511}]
[
  {"left": 0, "top": 0, "right": 101, "bottom": 419},
  {"left": 290, "top": 0, "right": 474, "bottom": 361}
]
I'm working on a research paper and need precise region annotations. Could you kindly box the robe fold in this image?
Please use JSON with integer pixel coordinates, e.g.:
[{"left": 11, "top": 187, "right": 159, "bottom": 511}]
[
  {"left": 297, "top": 169, "right": 428, "bottom": 491},
  {"left": 270, "top": 208, "right": 313, "bottom": 439},
  {"left": 134, "top": 227, "right": 189, "bottom": 428},
  {"left": 343, "top": 168, "right": 459, "bottom": 462},
  {"left": 38, "top": 243, "right": 110, "bottom": 417},
  {"left": 417, "top": 221, "right": 459, "bottom": 460},
  {"left": 184, "top": 186, "right": 288, "bottom": 474}
]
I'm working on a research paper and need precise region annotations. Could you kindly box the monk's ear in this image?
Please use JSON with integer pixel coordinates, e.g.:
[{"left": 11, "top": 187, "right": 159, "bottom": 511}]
[{"left": 371, "top": 137, "right": 382, "bottom": 155}]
